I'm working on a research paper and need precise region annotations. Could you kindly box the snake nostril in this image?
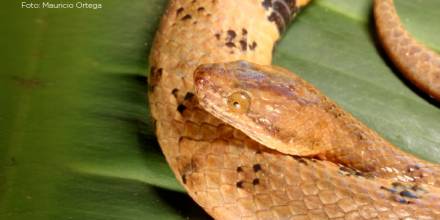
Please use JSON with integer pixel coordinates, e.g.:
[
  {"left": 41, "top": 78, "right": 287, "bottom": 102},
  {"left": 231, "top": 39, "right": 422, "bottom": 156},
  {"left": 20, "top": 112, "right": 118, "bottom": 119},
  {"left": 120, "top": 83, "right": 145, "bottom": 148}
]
[{"left": 194, "top": 75, "right": 206, "bottom": 87}]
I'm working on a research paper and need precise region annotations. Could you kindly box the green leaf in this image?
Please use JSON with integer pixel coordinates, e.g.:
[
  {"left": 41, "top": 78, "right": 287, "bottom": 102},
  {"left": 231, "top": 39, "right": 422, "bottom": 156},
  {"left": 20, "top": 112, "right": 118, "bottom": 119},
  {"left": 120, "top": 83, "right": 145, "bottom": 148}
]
[{"left": 1, "top": 0, "right": 439, "bottom": 219}]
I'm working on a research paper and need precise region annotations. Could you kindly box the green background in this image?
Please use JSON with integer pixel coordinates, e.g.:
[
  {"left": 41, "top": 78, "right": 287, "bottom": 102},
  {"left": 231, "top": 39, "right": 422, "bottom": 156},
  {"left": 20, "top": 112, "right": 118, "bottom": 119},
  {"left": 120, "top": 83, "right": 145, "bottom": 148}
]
[{"left": 1, "top": 0, "right": 439, "bottom": 219}]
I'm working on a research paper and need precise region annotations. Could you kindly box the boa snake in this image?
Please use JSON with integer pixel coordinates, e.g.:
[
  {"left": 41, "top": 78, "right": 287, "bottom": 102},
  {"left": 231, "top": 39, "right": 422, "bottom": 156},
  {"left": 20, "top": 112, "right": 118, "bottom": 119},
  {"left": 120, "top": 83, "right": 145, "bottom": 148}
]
[{"left": 148, "top": 0, "right": 440, "bottom": 219}]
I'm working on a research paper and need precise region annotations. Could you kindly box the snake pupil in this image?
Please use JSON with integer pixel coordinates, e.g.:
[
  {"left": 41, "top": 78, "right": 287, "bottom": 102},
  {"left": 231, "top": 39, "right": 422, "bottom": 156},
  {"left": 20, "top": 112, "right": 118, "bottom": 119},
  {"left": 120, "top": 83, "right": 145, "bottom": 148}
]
[
  {"left": 227, "top": 91, "right": 251, "bottom": 113},
  {"left": 233, "top": 102, "right": 240, "bottom": 108}
]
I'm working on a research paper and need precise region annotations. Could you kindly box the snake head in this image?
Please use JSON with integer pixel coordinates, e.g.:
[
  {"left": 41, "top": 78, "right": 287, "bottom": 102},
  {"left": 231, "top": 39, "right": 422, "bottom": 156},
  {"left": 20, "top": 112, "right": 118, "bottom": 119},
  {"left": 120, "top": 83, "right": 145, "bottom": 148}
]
[{"left": 194, "top": 60, "right": 333, "bottom": 156}]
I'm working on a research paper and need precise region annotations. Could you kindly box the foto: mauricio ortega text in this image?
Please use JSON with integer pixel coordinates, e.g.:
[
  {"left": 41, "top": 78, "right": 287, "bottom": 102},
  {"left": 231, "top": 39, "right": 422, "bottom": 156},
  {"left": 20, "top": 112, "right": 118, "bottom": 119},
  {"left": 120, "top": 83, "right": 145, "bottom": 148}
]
[{"left": 21, "top": 2, "right": 102, "bottom": 10}]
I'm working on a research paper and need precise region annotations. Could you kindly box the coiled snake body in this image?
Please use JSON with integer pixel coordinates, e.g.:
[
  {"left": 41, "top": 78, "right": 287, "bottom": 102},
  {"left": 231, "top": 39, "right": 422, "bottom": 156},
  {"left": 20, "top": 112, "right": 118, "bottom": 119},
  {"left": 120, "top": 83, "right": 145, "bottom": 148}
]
[{"left": 148, "top": 0, "right": 440, "bottom": 219}]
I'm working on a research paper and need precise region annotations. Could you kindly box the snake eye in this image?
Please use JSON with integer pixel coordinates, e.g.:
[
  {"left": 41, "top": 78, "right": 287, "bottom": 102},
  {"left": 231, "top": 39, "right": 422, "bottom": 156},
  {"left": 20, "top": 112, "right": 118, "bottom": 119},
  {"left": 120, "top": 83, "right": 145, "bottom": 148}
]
[{"left": 227, "top": 91, "right": 251, "bottom": 113}]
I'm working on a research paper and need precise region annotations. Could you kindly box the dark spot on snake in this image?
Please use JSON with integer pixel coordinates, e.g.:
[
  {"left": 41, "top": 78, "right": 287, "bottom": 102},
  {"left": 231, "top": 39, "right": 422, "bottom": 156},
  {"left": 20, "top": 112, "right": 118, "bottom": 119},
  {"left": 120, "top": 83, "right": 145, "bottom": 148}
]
[
  {"left": 286, "top": 0, "right": 300, "bottom": 19},
  {"left": 382, "top": 182, "right": 427, "bottom": 203},
  {"left": 193, "top": 21, "right": 197, "bottom": 25},
  {"left": 411, "top": 185, "right": 427, "bottom": 193},
  {"left": 172, "top": 88, "right": 179, "bottom": 97},
  {"left": 253, "top": 164, "right": 262, "bottom": 172},
  {"left": 239, "top": 40, "right": 247, "bottom": 51},
  {"left": 339, "top": 166, "right": 352, "bottom": 176},
  {"left": 178, "top": 159, "right": 194, "bottom": 181},
  {"left": 177, "top": 104, "right": 187, "bottom": 113},
  {"left": 226, "top": 30, "right": 236, "bottom": 42},
  {"left": 226, "top": 42, "right": 235, "bottom": 48},
  {"left": 150, "top": 66, "right": 156, "bottom": 75},
  {"left": 191, "top": 0, "right": 197, "bottom": 3},
  {"left": 252, "top": 178, "right": 260, "bottom": 185},
  {"left": 400, "top": 190, "right": 418, "bottom": 199},
  {"left": 236, "top": 181, "right": 244, "bottom": 188},
  {"left": 197, "top": 7, "right": 205, "bottom": 12},
  {"left": 149, "top": 67, "right": 163, "bottom": 92},
  {"left": 214, "top": 33, "right": 221, "bottom": 40},
  {"left": 268, "top": 11, "right": 285, "bottom": 33},
  {"left": 291, "top": 155, "right": 308, "bottom": 165},
  {"left": 380, "top": 186, "right": 398, "bottom": 194},
  {"left": 176, "top": 7, "right": 184, "bottom": 16},
  {"left": 184, "top": 92, "right": 195, "bottom": 100},
  {"left": 298, "top": 159, "right": 308, "bottom": 165},
  {"left": 242, "top": 28, "right": 248, "bottom": 35},
  {"left": 181, "top": 14, "right": 192, "bottom": 20},
  {"left": 339, "top": 166, "right": 351, "bottom": 172},
  {"left": 178, "top": 136, "right": 184, "bottom": 143},
  {"left": 249, "top": 41, "right": 257, "bottom": 50},
  {"left": 236, "top": 166, "right": 243, "bottom": 172},
  {"left": 262, "top": 0, "right": 272, "bottom": 9},
  {"left": 339, "top": 166, "right": 367, "bottom": 177},
  {"left": 354, "top": 171, "right": 364, "bottom": 177},
  {"left": 291, "top": 155, "right": 300, "bottom": 160},
  {"left": 273, "top": 0, "right": 290, "bottom": 22},
  {"left": 393, "top": 195, "right": 411, "bottom": 204}
]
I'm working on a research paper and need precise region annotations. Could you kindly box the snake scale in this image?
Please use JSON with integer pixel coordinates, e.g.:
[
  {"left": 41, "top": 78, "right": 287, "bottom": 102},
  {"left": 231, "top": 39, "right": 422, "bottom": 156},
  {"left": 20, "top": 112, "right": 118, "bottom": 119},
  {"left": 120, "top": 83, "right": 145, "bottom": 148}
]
[{"left": 148, "top": 0, "right": 440, "bottom": 219}]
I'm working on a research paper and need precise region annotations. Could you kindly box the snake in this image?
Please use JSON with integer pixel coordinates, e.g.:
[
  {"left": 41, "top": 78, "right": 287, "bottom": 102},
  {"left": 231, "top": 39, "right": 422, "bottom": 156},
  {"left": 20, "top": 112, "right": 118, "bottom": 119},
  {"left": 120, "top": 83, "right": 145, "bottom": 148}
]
[{"left": 148, "top": 0, "right": 440, "bottom": 219}]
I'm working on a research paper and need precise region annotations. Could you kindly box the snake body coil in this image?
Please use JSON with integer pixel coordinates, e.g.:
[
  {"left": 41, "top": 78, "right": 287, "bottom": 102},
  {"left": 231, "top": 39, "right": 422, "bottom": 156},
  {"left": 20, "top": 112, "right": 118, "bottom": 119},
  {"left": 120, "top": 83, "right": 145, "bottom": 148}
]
[
  {"left": 149, "top": 0, "right": 440, "bottom": 219},
  {"left": 375, "top": 0, "right": 440, "bottom": 101}
]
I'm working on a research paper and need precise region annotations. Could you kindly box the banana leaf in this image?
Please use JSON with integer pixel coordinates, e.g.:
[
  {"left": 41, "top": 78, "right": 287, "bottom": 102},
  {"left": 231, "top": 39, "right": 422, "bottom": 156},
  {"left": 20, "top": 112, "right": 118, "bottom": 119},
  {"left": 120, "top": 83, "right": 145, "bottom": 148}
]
[{"left": 1, "top": 0, "right": 439, "bottom": 219}]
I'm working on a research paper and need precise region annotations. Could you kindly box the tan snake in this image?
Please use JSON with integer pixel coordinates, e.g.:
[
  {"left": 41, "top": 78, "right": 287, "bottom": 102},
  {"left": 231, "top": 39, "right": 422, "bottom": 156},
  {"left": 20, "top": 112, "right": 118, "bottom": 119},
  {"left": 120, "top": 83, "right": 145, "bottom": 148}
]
[{"left": 148, "top": 0, "right": 440, "bottom": 219}]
